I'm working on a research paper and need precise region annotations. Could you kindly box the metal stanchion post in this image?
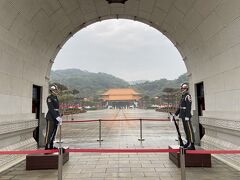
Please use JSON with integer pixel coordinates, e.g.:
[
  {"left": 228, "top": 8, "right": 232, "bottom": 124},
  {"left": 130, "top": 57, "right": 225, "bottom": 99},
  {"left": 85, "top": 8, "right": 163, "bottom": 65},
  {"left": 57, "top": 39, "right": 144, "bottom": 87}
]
[
  {"left": 58, "top": 124, "right": 63, "bottom": 180},
  {"left": 180, "top": 147, "right": 186, "bottom": 180},
  {"left": 97, "top": 119, "right": 103, "bottom": 142},
  {"left": 58, "top": 147, "right": 63, "bottom": 180},
  {"left": 138, "top": 119, "right": 145, "bottom": 141}
]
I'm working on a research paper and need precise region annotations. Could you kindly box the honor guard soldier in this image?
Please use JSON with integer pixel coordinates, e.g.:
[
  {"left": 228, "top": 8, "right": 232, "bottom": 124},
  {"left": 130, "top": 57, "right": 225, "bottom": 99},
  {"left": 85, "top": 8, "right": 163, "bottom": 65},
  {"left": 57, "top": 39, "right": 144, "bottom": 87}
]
[
  {"left": 175, "top": 83, "right": 195, "bottom": 150},
  {"left": 45, "top": 84, "right": 62, "bottom": 150}
]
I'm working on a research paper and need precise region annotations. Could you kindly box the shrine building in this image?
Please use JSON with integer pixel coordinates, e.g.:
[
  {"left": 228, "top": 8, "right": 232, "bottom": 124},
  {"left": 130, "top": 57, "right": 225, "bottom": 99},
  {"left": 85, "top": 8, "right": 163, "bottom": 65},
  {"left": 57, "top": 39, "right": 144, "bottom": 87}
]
[{"left": 101, "top": 88, "right": 141, "bottom": 109}]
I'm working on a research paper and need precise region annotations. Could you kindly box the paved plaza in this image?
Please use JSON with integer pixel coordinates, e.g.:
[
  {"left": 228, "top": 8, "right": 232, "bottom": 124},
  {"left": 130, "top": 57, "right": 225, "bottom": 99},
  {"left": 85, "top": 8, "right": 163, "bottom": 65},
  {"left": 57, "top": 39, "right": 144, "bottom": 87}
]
[{"left": 0, "top": 109, "right": 240, "bottom": 180}]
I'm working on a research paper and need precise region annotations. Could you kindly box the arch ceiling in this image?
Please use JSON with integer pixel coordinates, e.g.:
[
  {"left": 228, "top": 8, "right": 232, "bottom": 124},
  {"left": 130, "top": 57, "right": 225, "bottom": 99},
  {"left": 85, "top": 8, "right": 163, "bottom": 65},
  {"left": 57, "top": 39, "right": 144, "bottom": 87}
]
[{"left": 1, "top": 0, "right": 236, "bottom": 82}]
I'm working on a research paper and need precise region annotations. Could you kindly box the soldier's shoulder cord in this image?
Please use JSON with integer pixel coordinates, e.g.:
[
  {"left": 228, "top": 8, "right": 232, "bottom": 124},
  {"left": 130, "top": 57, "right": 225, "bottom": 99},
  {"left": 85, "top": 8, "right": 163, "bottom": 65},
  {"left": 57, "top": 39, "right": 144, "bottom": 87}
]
[
  {"left": 185, "top": 93, "right": 192, "bottom": 102},
  {"left": 47, "top": 95, "right": 53, "bottom": 103}
]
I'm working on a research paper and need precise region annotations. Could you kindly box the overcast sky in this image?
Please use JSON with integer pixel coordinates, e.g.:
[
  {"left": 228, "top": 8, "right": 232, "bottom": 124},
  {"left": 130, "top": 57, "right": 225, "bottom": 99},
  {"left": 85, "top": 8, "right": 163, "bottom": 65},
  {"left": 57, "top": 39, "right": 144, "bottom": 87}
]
[{"left": 53, "top": 19, "right": 186, "bottom": 82}]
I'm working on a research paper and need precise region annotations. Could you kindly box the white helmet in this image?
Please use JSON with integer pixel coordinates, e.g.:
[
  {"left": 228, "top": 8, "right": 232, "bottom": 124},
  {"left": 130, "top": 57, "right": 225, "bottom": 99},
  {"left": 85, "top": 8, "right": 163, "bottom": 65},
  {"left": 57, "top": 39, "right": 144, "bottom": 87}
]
[
  {"left": 180, "top": 83, "right": 189, "bottom": 90},
  {"left": 49, "top": 84, "right": 59, "bottom": 95}
]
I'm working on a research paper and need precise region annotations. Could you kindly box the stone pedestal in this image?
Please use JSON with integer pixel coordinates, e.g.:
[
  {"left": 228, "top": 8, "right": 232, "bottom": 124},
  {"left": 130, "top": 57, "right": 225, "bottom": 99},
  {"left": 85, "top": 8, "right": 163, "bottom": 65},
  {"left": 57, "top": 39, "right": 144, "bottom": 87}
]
[
  {"left": 169, "top": 145, "right": 211, "bottom": 168},
  {"left": 26, "top": 150, "right": 69, "bottom": 170}
]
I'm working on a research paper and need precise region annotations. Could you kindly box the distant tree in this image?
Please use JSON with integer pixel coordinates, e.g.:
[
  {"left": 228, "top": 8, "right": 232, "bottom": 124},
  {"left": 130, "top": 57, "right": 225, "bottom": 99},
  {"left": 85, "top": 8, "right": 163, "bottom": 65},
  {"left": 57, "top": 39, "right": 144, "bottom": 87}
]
[
  {"left": 58, "top": 90, "right": 74, "bottom": 104},
  {"left": 162, "top": 88, "right": 180, "bottom": 109},
  {"left": 72, "top": 89, "right": 80, "bottom": 95},
  {"left": 132, "top": 74, "right": 188, "bottom": 98},
  {"left": 162, "top": 88, "right": 178, "bottom": 94},
  {"left": 140, "top": 95, "right": 151, "bottom": 108}
]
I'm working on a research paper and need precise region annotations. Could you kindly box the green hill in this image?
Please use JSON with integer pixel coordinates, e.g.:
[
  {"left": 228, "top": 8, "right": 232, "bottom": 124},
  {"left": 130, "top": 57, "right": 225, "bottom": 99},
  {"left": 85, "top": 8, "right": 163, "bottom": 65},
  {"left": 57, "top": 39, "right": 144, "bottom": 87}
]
[
  {"left": 132, "top": 74, "right": 188, "bottom": 97},
  {"left": 50, "top": 69, "right": 129, "bottom": 97},
  {"left": 50, "top": 69, "right": 188, "bottom": 98}
]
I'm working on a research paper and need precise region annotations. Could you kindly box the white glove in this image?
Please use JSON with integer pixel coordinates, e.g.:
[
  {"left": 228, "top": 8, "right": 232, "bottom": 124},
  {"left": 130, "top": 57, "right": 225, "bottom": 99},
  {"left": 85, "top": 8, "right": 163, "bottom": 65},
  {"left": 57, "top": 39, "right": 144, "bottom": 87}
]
[
  {"left": 56, "top": 117, "right": 62, "bottom": 125},
  {"left": 185, "top": 117, "right": 190, "bottom": 121},
  {"left": 170, "top": 114, "right": 175, "bottom": 122}
]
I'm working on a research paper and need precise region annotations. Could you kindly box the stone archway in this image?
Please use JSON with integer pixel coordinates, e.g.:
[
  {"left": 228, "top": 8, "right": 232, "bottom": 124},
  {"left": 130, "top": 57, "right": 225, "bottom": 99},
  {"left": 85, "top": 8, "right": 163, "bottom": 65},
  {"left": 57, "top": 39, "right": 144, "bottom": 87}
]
[{"left": 0, "top": 0, "right": 240, "bottom": 171}]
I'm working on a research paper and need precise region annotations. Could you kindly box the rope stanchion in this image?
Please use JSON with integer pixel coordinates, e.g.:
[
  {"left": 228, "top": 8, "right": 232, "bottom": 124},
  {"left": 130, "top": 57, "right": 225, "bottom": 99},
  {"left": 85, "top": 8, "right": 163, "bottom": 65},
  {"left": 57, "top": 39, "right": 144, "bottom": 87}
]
[
  {"left": 138, "top": 118, "right": 145, "bottom": 141},
  {"left": 58, "top": 123, "right": 63, "bottom": 180},
  {"left": 58, "top": 147, "right": 63, "bottom": 180},
  {"left": 180, "top": 147, "right": 186, "bottom": 180},
  {"left": 97, "top": 119, "right": 103, "bottom": 142}
]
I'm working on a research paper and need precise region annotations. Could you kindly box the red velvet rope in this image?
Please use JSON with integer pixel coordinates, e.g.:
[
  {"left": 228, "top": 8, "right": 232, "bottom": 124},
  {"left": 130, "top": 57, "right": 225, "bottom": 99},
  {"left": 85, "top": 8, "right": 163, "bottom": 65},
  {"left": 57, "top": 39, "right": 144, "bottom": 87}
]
[
  {"left": 186, "top": 150, "right": 240, "bottom": 154},
  {"left": 63, "top": 118, "right": 171, "bottom": 123},
  {"left": 0, "top": 149, "right": 58, "bottom": 155},
  {"left": 63, "top": 120, "right": 98, "bottom": 123},
  {"left": 1, "top": 148, "right": 240, "bottom": 155},
  {"left": 65, "top": 148, "right": 179, "bottom": 153}
]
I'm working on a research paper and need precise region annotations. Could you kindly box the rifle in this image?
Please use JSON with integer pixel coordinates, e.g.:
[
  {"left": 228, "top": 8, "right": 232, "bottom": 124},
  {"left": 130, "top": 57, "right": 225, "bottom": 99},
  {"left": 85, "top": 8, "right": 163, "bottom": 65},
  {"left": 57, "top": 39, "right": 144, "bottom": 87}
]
[{"left": 169, "top": 112, "right": 184, "bottom": 147}]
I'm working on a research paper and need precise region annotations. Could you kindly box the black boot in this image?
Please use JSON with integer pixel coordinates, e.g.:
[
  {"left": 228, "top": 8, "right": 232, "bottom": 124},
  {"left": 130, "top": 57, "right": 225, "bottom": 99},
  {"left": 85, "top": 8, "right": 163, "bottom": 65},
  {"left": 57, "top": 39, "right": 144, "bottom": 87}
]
[
  {"left": 187, "top": 143, "right": 195, "bottom": 150},
  {"left": 45, "top": 144, "right": 50, "bottom": 150},
  {"left": 52, "top": 146, "right": 58, "bottom": 149},
  {"left": 45, "top": 144, "right": 54, "bottom": 154}
]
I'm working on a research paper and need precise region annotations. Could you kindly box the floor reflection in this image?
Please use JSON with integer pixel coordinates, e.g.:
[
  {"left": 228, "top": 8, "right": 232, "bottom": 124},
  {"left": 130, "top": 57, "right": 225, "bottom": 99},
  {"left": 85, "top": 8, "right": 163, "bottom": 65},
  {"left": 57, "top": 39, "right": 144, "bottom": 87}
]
[{"left": 59, "top": 109, "right": 177, "bottom": 149}]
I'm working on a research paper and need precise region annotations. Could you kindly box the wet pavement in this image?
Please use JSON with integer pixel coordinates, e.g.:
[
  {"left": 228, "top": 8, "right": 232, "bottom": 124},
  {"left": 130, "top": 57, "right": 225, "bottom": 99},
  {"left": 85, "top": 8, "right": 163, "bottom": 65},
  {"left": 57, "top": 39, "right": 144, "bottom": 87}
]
[
  {"left": 61, "top": 109, "right": 177, "bottom": 148},
  {"left": 0, "top": 109, "right": 240, "bottom": 180}
]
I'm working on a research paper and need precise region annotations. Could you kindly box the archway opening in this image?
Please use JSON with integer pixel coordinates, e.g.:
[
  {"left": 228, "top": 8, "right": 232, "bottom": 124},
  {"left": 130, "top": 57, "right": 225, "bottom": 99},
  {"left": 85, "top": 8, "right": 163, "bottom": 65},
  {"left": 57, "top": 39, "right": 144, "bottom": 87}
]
[
  {"left": 46, "top": 19, "right": 198, "bottom": 149},
  {"left": 51, "top": 19, "right": 189, "bottom": 112}
]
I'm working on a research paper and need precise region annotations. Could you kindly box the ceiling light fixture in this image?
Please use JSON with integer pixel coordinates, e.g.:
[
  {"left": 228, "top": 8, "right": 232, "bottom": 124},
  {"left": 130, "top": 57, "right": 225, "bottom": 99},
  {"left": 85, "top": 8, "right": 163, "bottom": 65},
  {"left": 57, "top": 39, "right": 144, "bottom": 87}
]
[{"left": 106, "top": 0, "right": 128, "bottom": 4}]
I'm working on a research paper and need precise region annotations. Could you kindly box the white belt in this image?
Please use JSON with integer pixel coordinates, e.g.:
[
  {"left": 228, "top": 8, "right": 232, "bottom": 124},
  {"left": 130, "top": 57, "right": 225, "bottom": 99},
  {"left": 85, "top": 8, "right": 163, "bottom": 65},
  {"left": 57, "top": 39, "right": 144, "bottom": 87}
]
[
  {"left": 54, "top": 109, "right": 59, "bottom": 111},
  {"left": 180, "top": 107, "right": 186, "bottom": 109}
]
